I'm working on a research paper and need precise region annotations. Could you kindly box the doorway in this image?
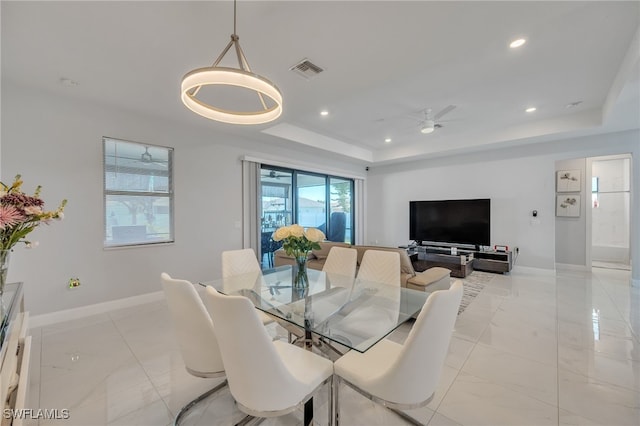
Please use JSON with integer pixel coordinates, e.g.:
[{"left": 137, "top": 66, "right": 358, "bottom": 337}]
[{"left": 589, "top": 154, "right": 632, "bottom": 271}]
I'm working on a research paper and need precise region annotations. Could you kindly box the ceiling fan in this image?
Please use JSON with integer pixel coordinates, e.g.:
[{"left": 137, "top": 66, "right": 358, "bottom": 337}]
[
  {"left": 264, "top": 170, "right": 290, "bottom": 179},
  {"left": 419, "top": 105, "right": 457, "bottom": 134},
  {"left": 135, "top": 147, "right": 167, "bottom": 166},
  {"left": 374, "top": 105, "right": 457, "bottom": 137}
]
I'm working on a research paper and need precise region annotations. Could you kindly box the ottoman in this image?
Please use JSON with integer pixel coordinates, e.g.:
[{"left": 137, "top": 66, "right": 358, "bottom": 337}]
[{"left": 406, "top": 267, "right": 451, "bottom": 292}]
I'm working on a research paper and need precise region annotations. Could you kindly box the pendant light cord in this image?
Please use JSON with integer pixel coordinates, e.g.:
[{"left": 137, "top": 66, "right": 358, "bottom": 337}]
[{"left": 233, "top": 0, "right": 237, "bottom": 36}]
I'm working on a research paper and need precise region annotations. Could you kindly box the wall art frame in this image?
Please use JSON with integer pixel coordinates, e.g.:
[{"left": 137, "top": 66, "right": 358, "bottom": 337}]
[
  {"left": 556, "top": 194, "right": 581, "bottom": 217},
  {"left": 556, "top": 169, "right": 581, "bottom": 192}
]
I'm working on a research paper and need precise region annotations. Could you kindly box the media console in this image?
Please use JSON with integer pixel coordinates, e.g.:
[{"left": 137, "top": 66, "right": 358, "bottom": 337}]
[
  {"left": 474, "top": 250, "right": 513, "bottom": 274},
  {"left": 407, "top": 244, "right": 513, "bottom": 277}
]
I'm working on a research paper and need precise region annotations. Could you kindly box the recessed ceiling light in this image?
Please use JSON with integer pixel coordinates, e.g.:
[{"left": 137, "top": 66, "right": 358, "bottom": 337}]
[
  {"left": 510, "top": 38, "right": 526, "bottom": 48},
  {"left": 525, "top": 107, "right": 537, "bottom": 113},
  {"left": 384, "top": 138, "right": 392, "bottom": 143},
  {"left": 320, "top": 110, "right": 329, "bottom": 116}
]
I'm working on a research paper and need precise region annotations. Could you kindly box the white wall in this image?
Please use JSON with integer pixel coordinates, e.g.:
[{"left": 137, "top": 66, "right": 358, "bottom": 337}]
[
  {"left": 0, "top": 84, "right": 364, "bottom": 316},
  {"left": 367, "top": 150, "right": 556, "bottom": 269},
  {"left": 367, "top": 130, "right": 640, "bottom": 273},
  {"left": 555, "top": 158, "right": 587, "bottom": 266}
]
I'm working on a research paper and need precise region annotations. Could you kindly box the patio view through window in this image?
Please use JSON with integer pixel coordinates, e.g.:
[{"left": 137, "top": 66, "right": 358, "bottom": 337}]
[
  {"left": 103, "top": 137, "right": 174, "bottom": 247},
  {"left": 260, "top": 165, "right": 354, "bottom": 266}
]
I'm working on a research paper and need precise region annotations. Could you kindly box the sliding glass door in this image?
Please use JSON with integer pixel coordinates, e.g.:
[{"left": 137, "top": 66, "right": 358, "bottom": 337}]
[
  {"left": 260, "top": 168, "right": 292, "bottom": 267},
  {"left": 260, "top": 166, "right": 354, "bottom": 250},
  {"left": 296, "top": 173, "right": 326, "bottom": 229},
  {"left": 329, "top": 177, "right": 353, "bottom": 243}
]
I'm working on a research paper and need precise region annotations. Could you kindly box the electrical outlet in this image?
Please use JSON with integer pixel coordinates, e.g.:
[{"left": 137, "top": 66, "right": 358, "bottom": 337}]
[{"left": 68, "top": 277, "right": 81, "bottom": 289}]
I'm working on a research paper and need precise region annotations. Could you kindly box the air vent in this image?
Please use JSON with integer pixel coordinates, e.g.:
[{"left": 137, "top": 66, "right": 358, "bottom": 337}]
[{"left": 289, "top": 58, "right": 324, "bottom": 80}]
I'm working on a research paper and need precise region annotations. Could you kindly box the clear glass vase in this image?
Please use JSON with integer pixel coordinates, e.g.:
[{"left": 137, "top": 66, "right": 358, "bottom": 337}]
[
  {"left": 292, "top": 253, "right": 309, "bottom": 289},
  {"left": 0, "top": 249, "right": 10, "bottom": 304}
]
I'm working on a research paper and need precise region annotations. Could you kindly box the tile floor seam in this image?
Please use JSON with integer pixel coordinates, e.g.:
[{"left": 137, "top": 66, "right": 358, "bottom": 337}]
[
  {"left": 555, "top": 273, "right": 561, "bottom": 426},
  {"left": 106, "top": 312, "right": 174, "bottom": 425},
  {"left": 594, "top": 269, "right": 638, "bottom": 342},
  {"left": 457, "top": 286, "right": 504, "bottom": 347},
  {"left": 555, "top": 372, "right": 640, "bottom": 426},
  {"left": 430, "top": 287, "right": 509, "bottom": 421},
  {"left": 556, "top": 268, "right": 639, "bottom": 426},
  {"left": 559, "top": 340, "right": 640, "bottom": 375},
  {"left": 557, "top": 363, "right": 640, "bottom": 395},
  {"left": 457, "top": 367, "right": 561, "bottom": 414}
]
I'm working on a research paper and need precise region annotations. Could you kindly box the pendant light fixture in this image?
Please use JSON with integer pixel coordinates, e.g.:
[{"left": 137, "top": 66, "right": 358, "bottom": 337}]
[{"left": 181, "top": 0, "right": 283, "bottom": 125}]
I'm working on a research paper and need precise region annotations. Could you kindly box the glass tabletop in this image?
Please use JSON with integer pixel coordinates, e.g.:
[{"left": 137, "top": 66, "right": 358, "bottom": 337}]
[{"left": 200, "top": 266, "right": 430, "bottom": 353}]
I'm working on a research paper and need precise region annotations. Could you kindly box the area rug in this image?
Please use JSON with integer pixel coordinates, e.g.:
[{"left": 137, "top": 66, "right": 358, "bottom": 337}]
[{"left": 455, "top": 271, "right": 494, "bottom": 315}]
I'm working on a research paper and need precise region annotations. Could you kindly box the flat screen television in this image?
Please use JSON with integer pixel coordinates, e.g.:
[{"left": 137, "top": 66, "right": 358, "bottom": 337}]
[{"left": 409, "top": 199, "right": 490, "bottom": 247}]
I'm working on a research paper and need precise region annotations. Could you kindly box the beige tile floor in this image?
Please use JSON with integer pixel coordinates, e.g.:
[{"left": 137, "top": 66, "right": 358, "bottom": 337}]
[{"left": 25, "top": 267, "right": 640, "bottom": 425}]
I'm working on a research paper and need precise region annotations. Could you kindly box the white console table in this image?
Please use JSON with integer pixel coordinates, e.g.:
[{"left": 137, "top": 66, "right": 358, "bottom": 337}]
[{"left": 0, "top": 283, "right": 30, "bottom": 426}]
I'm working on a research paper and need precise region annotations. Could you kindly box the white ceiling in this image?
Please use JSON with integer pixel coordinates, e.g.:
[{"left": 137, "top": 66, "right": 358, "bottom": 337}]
[{"left": 3, "top": 1, "right": 639, "bottom": 166}]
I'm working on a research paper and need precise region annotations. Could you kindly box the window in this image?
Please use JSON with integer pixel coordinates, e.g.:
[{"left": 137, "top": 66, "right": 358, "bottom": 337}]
[{"left": 103, "top": 137, "right": 174, "bottom": 247}]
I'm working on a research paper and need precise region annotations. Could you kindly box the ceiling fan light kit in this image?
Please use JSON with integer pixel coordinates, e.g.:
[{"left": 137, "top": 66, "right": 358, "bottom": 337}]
[
  {"left": 180, "top": 0, "right": 282, "bottom": 125},
  {"left": 420, "top": 119, "right": 435, "bottom": 134},
  {"left": 418, "top": 105, "right": 455, "bottom": 135}
]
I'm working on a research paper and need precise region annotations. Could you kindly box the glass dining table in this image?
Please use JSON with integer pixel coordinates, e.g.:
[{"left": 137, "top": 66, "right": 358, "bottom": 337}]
[
  {"left": 200, "top": 265, "right": 431, "bottom": 425},
  {"left": 200, "top": 265, "right": 431, "bottom": 353}
]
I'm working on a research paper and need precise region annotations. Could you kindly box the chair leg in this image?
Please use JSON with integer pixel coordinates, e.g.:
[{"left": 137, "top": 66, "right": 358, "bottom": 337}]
[
  {"left": 174, "top": 379, "right": 228, "bottom": 426},
  {"left": 337, "top": 377, "right": 428, "bottom": 426},
  {"left": 235, "top": 415, "right": 264, "bottom": 426},
  {"left": 333, "top": 375, "right": 340, "bottom": 426},
  {"left": 317, "top": 337, "right": 347, "bottom": 356},
  {"left": 387, "top": 407, "right": 424, "bottom": 426},
  {"left": 328, "top": 375, "right": 334, "bottom": 426}
]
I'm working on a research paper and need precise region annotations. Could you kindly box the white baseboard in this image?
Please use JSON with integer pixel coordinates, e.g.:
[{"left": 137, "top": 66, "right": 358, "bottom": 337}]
[
  {"left": 30, "top": 290, "right": 165, "bottom": 329},
  {"left": 511, "top": 265, "right": 556, "bottom": 276},
  {"left": 555, "top": 263, "right": 590, "bottom": 272}
]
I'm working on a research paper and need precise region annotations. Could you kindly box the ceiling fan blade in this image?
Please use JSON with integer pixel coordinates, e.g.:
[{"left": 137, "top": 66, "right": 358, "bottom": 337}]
[{"left": 434, "top": 105, "right": 456, "bottom": 120}]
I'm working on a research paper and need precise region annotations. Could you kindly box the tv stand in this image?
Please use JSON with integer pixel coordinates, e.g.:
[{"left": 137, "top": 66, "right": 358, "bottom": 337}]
[
  {"left": 474, "top": 250, "right": 513, "bottom": 274},
  {"left": 412, "top": 246, "right": 474, "bottom": 278},
  {"left": 410, "top": 244, "right": 513, "bottom": 276}
]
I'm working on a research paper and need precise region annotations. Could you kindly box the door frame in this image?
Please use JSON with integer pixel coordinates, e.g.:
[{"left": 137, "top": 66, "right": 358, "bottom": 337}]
[{"left": 586, "top": 153, "right": 633, "bottom": 269}]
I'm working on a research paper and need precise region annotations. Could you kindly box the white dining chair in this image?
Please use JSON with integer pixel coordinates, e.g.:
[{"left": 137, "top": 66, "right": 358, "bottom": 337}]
[
  {"left": 222, "top": 248, "right": 263, "bottom": 277},
  {"left": 330, "top": 249, "right": 402, "bottom": 346},
  {"left": 221, "top": 248, "right": 274, "bottom": 325},
  {"left": 323, "top": 246, "right": 358, "bottom": 280},
  {"left": 357, "top": 250, "right": 401, "bottom": 287},
  {"left": 203, "top": 286, "right": 334, "bottom": 422},
  {"left": 160, "top": 273, "right": 231, "bottom": 425},
  {"left": 333, "top": 280, "right": 463, "bottom": 425}
]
